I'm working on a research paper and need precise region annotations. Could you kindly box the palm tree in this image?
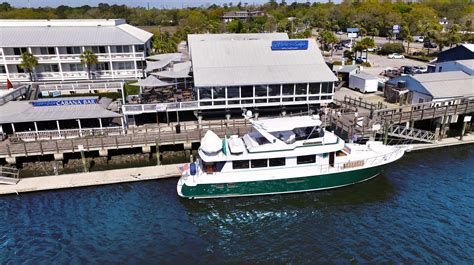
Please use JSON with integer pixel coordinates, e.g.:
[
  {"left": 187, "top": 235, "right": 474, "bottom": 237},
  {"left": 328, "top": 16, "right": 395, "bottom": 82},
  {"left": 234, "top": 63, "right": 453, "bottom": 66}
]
[
  {"left": 370, "top": 28, "right": 379, "bottom": 39},
  {"left": 406, "top": 35, "right": 414, "bottom": 55},
  {"left": 361, "top": 37, "right": 375, "bottom": 62},
  {"left": 80, "top": 49, "right": 98, "bottom": 80},
  {"left": 19, "top": 52, "right": 38, "bottom": 82}
]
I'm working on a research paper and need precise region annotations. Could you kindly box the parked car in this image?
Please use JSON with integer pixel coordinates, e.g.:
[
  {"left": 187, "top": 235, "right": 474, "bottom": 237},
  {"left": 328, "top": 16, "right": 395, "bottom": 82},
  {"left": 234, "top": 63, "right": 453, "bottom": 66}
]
[
  {"left": 382, "top": 67, "right": 401, "bottom": 77},
  {"left": 400, "top": 66, "right": 415, "bottom": 75},
  {"left": 336, "top": 31, "right": 344, "bottom": 35},
  {"left": 343, "top": 42, "right": 353, "bottom": 48},
  {"left": 334, "top": 44, "right": 344, "bottom": 50},
  {"left": 413, "top": 65, "right": 428, "bottom": 73},
  {"left": 388, "top": 53, "right": 405, "bottom": 59},
  {"left": 423, "top": 42, "right": 437, "bottom": 49},
  {"left": 356, "top": 57, "right": 370, "bottom": 64},
  {"left": 414, "top": 36, "right": 424, "bottom": 43}
]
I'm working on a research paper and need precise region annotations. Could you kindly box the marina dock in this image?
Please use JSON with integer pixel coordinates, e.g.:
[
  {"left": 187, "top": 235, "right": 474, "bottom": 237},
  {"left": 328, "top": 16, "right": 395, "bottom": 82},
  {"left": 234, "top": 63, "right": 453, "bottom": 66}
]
[{"left": 0, "top": 164, "right": 180, "bottom": 195}]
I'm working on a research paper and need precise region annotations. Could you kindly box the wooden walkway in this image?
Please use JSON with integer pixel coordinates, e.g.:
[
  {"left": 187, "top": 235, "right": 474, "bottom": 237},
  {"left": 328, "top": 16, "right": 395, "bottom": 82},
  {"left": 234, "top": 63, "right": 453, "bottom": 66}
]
[{"left": 0, "top": 119, "right": 252, "bottom": 159}]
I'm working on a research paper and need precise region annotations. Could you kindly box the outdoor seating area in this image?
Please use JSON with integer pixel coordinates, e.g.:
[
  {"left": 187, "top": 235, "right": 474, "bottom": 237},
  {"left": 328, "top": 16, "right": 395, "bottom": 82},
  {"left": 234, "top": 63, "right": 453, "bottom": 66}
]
[{"left": 131, "top": 86, "right": 195, "bottom": 104}]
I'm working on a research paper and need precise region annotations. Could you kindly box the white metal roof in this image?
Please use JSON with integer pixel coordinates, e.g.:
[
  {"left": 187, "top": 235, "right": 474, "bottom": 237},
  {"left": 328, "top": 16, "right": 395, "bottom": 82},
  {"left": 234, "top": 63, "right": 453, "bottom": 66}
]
[
  {"left": 189, "top": 34, "right": 337, "bottom": 87},
  {"left": 0, "top": 19, "right": 153, "bottom": 47},
  {"left": 0, "top": 97, "right": 121, "bottom": 124},
  {"left": 352, "top": 72, "right": 378, "bottom": 80},
  {"left": 463, "top": 43, "right": 474, "bottom": 52},
  {"left": 389, "top": 71, "right": 474, "bottom": 99}
]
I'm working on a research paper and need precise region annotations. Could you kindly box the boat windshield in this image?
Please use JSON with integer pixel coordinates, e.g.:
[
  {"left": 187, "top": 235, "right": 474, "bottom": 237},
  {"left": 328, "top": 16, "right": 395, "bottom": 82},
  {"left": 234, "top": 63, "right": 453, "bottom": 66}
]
[{"left": 292, "top": 126, "right": 323, "bottom": 141}]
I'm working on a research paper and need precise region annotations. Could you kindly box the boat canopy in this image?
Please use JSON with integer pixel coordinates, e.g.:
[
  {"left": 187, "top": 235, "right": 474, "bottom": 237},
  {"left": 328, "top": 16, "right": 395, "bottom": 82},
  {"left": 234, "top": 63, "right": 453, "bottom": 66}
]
[{"left": 201, "top": 130, "right": 222, "bottom": 154}]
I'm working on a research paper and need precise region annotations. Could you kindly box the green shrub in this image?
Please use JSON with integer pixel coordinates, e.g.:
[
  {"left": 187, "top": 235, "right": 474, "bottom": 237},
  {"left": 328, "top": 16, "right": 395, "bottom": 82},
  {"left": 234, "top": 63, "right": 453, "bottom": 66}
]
[
  {"left": 360, "top": 62, "right": 371, "bottom": 67},
  {"left": 124, "top": 81, "right": 140, "bottom": 95},
  {"left": 332, "top": 61, "right": 342, "bottom": 65},
  {"left": 379, "top": 43, "right": 405, "bottom": 55}
]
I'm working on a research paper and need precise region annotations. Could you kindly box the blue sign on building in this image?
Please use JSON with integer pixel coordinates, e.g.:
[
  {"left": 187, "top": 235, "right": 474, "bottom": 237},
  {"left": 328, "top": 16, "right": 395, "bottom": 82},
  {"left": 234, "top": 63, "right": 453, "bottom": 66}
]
[
  {"left": 32, "top": 98, "right": 98, "bottom": 107},
  {"left": 347, "top": 28, "right": 359, "bottom": 33},
  {"left": 271, "top": 40, "right": 309, "bottom": 51}
]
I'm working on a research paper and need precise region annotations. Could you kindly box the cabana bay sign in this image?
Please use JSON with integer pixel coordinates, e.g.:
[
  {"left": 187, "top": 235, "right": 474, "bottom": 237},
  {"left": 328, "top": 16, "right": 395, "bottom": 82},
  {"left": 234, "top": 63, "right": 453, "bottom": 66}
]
[{"left": 32, "top": 98, "right": 98, "bottom": 107}]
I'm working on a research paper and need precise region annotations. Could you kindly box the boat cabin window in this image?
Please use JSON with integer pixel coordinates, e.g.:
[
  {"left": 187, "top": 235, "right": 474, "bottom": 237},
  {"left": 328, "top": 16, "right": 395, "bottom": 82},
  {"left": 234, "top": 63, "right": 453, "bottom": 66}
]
[
  {"left": 293, "top": 126, "right": 323, "bottom": 141},
  {"left": 232, "top": 160, "right": 250, "bottom": 170},
  {"left": 251, "top": 159, "right": 267, "bottom": 168},
  {"left": 297, "top": 155, "right": 316, "bottom": 164},
  {"left": 203, "top": 161, "right": 225, "bottom": 173},
  {"left": 337, "top": 150, "right": 348, "bottom": 157},
  {"left": 269, "top": 158, "right": 286, "bottom": 167}
]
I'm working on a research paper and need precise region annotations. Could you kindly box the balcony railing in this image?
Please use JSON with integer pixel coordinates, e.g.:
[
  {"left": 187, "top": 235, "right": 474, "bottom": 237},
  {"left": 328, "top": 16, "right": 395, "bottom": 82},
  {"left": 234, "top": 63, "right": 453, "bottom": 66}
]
[{"left": 3, "top": 52, "right": 145, "bottom": 63}]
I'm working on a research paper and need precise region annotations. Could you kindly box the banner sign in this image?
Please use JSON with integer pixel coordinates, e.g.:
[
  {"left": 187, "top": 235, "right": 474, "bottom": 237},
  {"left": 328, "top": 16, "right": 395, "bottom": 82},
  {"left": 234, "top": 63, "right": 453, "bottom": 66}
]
[
  {"left": 32, "top": 98, "right": 98, "bottom": 107},
  {"left": 51, "top": 91, "right": 61, "bottom": 97},
  {"left": 271, "top": 40, "right": 308, "bottom": 50},
  {"left": 348, "top": 33, "right": 357, "bottom": 38},
  {"left": 347, "top": 28, "right": 359, "bottom": 33},
  {"left": 392, "top": 25, "right": 400, "bottom": 34}
]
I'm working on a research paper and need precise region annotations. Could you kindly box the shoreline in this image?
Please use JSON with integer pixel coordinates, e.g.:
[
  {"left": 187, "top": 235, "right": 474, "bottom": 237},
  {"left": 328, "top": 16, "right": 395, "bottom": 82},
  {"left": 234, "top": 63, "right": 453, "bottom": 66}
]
[{"left": 0, "top": 135, "right": 473, "bottom": 196}]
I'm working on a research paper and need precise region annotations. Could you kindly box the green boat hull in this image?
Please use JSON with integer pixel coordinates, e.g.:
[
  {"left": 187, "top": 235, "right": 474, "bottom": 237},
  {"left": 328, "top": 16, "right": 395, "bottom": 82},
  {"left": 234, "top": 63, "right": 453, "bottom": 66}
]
[{"left": 180, "top": 165, "right": 384, "bottom": 199}]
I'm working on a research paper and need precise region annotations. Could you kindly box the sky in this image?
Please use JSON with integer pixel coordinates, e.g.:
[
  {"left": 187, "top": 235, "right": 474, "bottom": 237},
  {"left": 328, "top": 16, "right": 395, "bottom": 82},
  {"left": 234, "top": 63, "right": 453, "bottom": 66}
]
[{"left": 8, "top": 0, "right": 333, "bottom": 9}]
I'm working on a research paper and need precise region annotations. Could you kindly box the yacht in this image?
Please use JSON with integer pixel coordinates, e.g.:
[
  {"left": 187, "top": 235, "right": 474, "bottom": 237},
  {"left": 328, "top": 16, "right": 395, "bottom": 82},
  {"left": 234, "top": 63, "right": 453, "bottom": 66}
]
[{"left": 177, "top": 112, "right": 408, "bottom": 199}]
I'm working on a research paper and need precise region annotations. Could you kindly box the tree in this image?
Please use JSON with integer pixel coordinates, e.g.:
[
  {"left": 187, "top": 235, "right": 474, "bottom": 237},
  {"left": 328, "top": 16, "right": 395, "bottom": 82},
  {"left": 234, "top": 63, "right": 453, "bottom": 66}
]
[
  {"left": 319, "top": 30, "right": 338, "bottom": 54},
  {"left": 406, "top": 35, "right": 414, "bottom": 55},
  {"left": 361, "top": 37, "right": 375, "bottom": 61},
  {"left": 19, "top": 52, "right": 38, "bottom": 82},
  {"left": 370, "top": 28, "right": 379, "bottom": 39},
  {"left": 80, "top": 50, "right": 98, "bottom": 80}
]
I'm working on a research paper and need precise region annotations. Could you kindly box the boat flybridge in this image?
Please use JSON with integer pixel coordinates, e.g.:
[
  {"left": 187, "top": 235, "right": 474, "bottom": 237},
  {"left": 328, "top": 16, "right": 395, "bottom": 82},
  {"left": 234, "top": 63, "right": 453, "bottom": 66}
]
[{"left": 177, "top": 111, "right": 409, "bottom": 199}]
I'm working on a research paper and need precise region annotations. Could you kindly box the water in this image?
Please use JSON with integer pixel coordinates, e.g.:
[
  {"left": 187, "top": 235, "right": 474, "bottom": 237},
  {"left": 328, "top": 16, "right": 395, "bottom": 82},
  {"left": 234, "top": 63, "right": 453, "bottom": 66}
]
[{"left": 1, "top": 146, "right": 473, "bottom": 263}]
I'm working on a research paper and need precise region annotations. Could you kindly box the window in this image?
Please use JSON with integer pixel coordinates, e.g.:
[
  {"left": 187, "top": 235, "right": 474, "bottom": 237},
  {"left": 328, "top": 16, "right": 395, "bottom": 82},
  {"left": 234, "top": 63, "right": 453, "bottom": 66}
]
[
  {"left": 321, "top": 82, "right": 333, "bottom": 94},
  {"left": 115, "top": 45, "right": 131, "bottom": 53},
  {"left": 419, "top": 98, "right": 424, "bottom": 103},
  {"left": 69, "top": 64, "right": 84, "bottom": 71},
  {"left": 282, "top": 84, "right": 294, "bottom": 95},
  {"left": 227, "top": 86, "right": 239, "bottom": 98},
  {"left": 297, "top": 155, "right": 316, "bottom": 164},
  {"left": 233, "top": 160, "right": 250, "bottom": 169},
  {"left": 42, "top": 64, "right": 59, "bottom": 72},
  {"left": 269, "top": 158, "right": 285, "bottom": 167},
  {"left": 199, "top": 87, "right": 212, "bottom": 100},
  {"left": 309, "top": 83, "right": 320, "bottom": 94},
  {"left": 227, "top": 86, "right": 240, "bottom": 104},
  {"left": 91, "top": 46, "right": 107, "bottom": 54},
  {"left": 309, "top": 96, "right": 320, "bottom": 101},
  {"left": 255, "top": 85, "right": 267, "bottom": 97},
  {"left": 241, "top": 86, "right": 253, "bottom": 98},
  {"left": 135, "top": 45, "right": 145, "bottom": 52},
  {"left": 116, "top": 62, "right": 133, "bottom": 70},
  {"left": 96, "top": 62, "right": 110, "bottom": 71},
  {"left": 66, "top": 47, "right": 81, "bottom": 54},
  {"left": 40, "top": 47, "right": 55, "bottom": 55},
  {"left": 13, "top": 48, "right": 27, "bottom": 56},
  {"left": 295, "top": 83, "right": 307, "bottom": 95},
  {"left": 212, "top": 87, "right": 225, "bottom": 99},
  {"left": 251, "top": 159, "right": 267, "bottom": 168},
  {"left": 268, "top": 84, "right": 281, "bottom": 96},
  {"left": 321, "top": 95, "right": 332, "bottom": 100}
]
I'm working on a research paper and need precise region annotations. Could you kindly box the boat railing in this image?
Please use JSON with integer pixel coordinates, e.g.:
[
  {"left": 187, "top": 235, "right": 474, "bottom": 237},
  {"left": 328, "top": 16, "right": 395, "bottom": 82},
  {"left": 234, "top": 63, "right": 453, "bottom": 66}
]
[{"left": 320, "top": 147, "right": 405, "bottom": 174}]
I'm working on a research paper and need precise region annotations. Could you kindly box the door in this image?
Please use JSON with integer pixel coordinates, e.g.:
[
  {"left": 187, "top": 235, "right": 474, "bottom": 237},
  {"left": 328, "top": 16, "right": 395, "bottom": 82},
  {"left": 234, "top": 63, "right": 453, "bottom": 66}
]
[{"left": 329, "top": 152, "right": 335, "bottom": 167}]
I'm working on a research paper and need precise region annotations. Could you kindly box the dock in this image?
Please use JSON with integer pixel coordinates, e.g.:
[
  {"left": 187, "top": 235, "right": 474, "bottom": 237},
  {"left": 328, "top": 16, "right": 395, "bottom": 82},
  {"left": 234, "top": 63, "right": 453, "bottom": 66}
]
[{"left": 0, "top": 164, "right": 180, "bottom": 195}]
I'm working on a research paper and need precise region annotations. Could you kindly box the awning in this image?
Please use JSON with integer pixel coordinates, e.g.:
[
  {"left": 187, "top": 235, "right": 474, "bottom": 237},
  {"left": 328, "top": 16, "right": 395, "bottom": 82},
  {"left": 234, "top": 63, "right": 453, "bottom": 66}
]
[
  {"left": 147, "top": 53, "right": 183, "bottom": 61},
  {"left": 129, "top": 75, "right": 173, "bottom": 87},
  {"left": 145, "top": 60, "right": 173, "bottom": 72},
  {"left": 152, "top": 70, "right": 191, "bottom": 79}
]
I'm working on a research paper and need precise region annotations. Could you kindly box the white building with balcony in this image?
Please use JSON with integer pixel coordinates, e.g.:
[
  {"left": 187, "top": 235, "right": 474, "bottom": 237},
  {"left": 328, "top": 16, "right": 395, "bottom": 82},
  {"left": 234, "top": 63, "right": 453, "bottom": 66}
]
[{"left": 0, "top": 19, "right": 153, "bottom": 82}]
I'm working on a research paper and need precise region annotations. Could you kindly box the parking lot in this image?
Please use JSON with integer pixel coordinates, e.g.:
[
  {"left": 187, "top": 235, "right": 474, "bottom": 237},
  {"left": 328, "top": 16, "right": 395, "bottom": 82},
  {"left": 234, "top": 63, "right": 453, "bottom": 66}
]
[{"left": 331, "top": 49, "right": 429, "bottom": 76}]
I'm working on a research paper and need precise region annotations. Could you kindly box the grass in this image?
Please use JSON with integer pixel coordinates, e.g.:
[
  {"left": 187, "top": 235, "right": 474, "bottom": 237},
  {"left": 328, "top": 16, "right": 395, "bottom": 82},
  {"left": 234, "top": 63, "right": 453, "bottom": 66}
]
[
  {"left": 124, "top": 81, "right": 140, "bottom": 96},
  {"left": 404, "top": 54, "right": 435, "bottom": 62}
]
